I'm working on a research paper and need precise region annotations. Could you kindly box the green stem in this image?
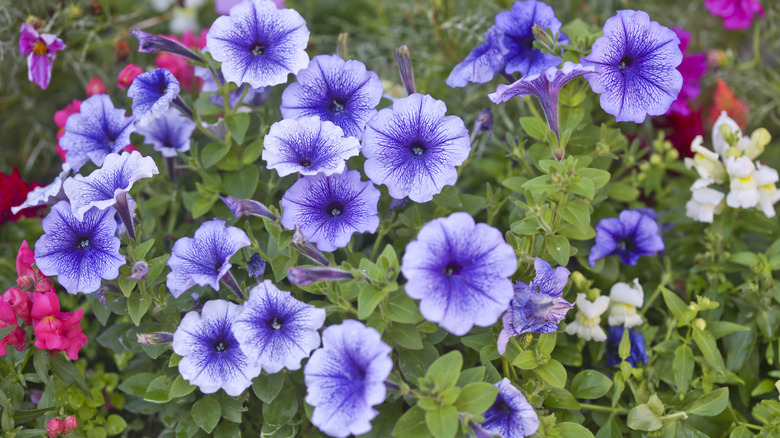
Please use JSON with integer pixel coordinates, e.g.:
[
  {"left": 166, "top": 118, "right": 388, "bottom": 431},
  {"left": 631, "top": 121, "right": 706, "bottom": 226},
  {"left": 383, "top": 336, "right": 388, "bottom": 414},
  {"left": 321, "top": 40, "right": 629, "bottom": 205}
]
[{"left": 579, "top": 403, "right": 629, "bottom": 414}]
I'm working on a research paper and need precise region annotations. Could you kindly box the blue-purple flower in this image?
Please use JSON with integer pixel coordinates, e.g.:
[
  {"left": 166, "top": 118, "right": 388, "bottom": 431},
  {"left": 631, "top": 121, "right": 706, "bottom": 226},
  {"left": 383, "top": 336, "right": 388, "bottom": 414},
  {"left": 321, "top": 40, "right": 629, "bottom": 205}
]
[
  {"left": 263, "top": 117, "right": 360, "bottom": 177},
  {"left": 131, "top": 28, "right": 203, "bottom": 62},
  {"left": 606, "top": 325, "right": 648, "bottom": 367},
  {"left": 401, "top": 212, "right": 517, "bottom": 336},
  {"left": 497, "top": 257, "right": 573, "bottom": 354},
  {"left": 495, "top": 0, "right": 567, "bottom": 77},
  {"left": 281, "top": 170, "right": 380, "bottom": 252},
  {"left": 581, "top": 10, "right": 683, "bottom": 123},
  {"left": 135, "top": 108, "right": 196, "bottom": 158},
  {"left": 63, "top": 151, "right": 158, "bottom": 220},
  {"left": 60, "top": 95, "right": 136, "bottom": 171},
  {"left": 232, "top": 280, "right": 326, "bottom": 373},
  {"left": 281, "top": 54, "right": 383, "bottom": 138},
  {"left": 34, "top": 201, "right": 125, "bottom": 295},
  {"left": 194, "top": 65, "right": 266, "bottom": 109},
  {"left": 127, "top": 68, "right": 181, "bottom": 125},
  {"left": 481, "top": 378, "right": 540, "bottom": 438},
  {"left": 206, "top": 0, "right": 310, "bottom": 88},
  {"left": 588, "top": 209, "right": 665, "bottom": 267},
  {"left": 166, "top": 218, "right": 251, "bottom": 298},
  {"left": 446, "top": 27, "right": 506, "bottom": 88},
  {"left": 172, "top": 299, "right": 261, "bottom": 396},
  {"left": 304, "top": 320, "right": 392, "bottom": 438},
  {"left": 362, "top": 93, "right": 470, "bottom": 203}
]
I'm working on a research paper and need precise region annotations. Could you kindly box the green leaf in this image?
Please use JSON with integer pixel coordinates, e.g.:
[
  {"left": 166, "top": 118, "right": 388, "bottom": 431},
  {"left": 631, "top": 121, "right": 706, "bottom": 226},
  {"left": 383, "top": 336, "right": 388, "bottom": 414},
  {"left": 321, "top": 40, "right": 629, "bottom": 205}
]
[
  {"left": 558, "top": 422, "right": 595, "bottom": 438},
  {"left": 262, "top": 387, "right": 298, "bottom": 427},
  {"left": 708, "top": 321, "right": 749, "bottom": 340},
  {"left": 571, "top": 370, "right": 613, "bottom": 399},
  {"left": 595, "top": 419, "right": 622, "bottom": 438},
  {"left": 618, "top": 327, "right": 631, "bottom": 361},
  {"left": 673, "top": 344, "right": 694, "bottom": 394},
  {"left": 536, "top": 359, "right": 567, "bottom": 388},
  {"left": 607, "top": 182, "right": 639, "bottom": 202},
  {"left": 32, "top": 348, "right": 49, "bottom": 383},
  {"left": 543, "top": 388, "right": 581, "bottom": 410},
  {"left": 545, "top": 235, "right": 570, "bottom": 266},
  {"left": 118, "top": 276, "right": 136, "bottom": 297},
  {"left": 687, "top": 387, "right": 729, "bottom": 416},
  {"left": 358, "top": 284, "right": 389, "bottom": 320},
  {"left": 132, "top": 239, "right": 155, "bottom": 260},
  {"left": 118, "top": 372, "right": 157, "bottom": 396},
  {"left": 569, "top": 178, "right": 595, "bottom": 199},
  {"left": 455, "top": 382, "right": 499, "bottom": 415},
  {"left": 425, "top": 406, "right": 458, "bottom": 438},
  {"left": 214, "top": 422, "right": 241, "bottom": 438},
  {"left": 382, "top": 291, "right": 423, "bottom": 324},
  {"left": 50, "top": 353, "right": 91, "bottom": 398},
  {"left": 502, "top": 176, "right": 528, "bottom": 193},
  {"left": 577, "top": 168, "right": 610, "bottom": 189},
  {"left": 425, "top": 351, "right": 463, "bottom": 391},
  {"left": 252, "top": 373, "right": 285, "bottom": 403},
  {"left": 192, "top": 396, "right": 222, "bottom": 433},
  {"left": 169, "top": 375, "right": 196, "bottom": 399},
  {"left": 512, "top": 350, "right": 539, "bottom": 369},
  {"left": 225, "top": 113, "right": 251, "bottom": 145},
  {"left": 12, "top": 408, "right": 49, "bottom": 424},
  {"left": 392, "top": 406, "right": 428, "bottom": 438},
  {"left": 457, "top": 367, "right": 485, "bottom": 387},
  {"left": 241, "top": 137, "right": 264, "bottom": 165},
  {"left": 224, "top": 165, "right": 259, "bottom": 199},
  {"left": 127, "top": 292, "right": 152, "bottom": 326},
  {"left": 105, "top": 414, "right": 127, "bottom": 436},
  {"left": 729, "top": 425, "right": 755, "bottom": 438},
  {"left": 536, "top": 333, "right": 556, "bottom": 355},
  {"left": 627, "top": 404, "right": 663, "bottom": 431},
  {"left": 519, "top": 117, "right": 549, "bottom": 140},
  {"left": 144, "top": 376, "right": 172, "bottom": 403},
  {"left": 661, "top": 287, "right": 694, "bottom": 326},
  {"left": 202, "top": 142, "right": 230, "bottom": 168},
  {"left": 389, "top": 323, "right": 423, "bottom": 350},
  {"left": 559, "top": 200, "right": 590, "bottom": 232},
  {"left": 692, "top": 328, "right": 726, "bottom": 373}
]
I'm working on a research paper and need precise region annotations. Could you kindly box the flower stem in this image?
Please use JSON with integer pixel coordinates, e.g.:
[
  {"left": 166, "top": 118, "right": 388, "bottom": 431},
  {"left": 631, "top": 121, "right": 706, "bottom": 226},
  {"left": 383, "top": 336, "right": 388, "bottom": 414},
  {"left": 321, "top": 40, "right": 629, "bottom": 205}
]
[
  {"left": 166, "top": 156, "right": 178, "bottom": 183},
  {"left": 115, "top": 192, "right": 136, "bottom": 240},
  {"left": 220, "top": 270, "right": 245, "bottom": 301},
  {"left": 579, "top": 403, "right": 629, "bottom": 414}
]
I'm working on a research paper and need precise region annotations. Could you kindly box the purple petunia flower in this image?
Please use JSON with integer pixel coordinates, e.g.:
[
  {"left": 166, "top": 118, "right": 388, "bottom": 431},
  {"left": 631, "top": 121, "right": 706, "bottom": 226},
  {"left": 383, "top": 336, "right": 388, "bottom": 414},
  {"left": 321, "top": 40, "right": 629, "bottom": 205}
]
[
  {"left": 481, "top": 378, "right": 540, "bottom": 438},
  {"left": 401, "top": 212, "right": 517, "bottom": 336},
  {"left": 166, "top": 218, "right": 251, "bottom": 298},
  {"left": 135, "top": 108, "right": 197, "bottom": 158},
  {"left": 131, "top": 28, "right": 203, "bottom": 63},
  {"left": 304, "top": 320, "right": 393, "bottom": 438},
  {"left": 173, "top": 299, "right": 261, "bottom": 396},
  {"left": 232, "top": 280, "right": 326, "bottom": 373},
  {"left": 19, "top": 23, "right": 66, "bottom": 90},
  {"left": 216, "top": 0, "right": 285, "bottom": 15},
  {"left": 127, "top": 68, "right": 181, "bottom": 126},
  {"left": 194, "top": 65, "right": 267, "bottom": 109},
  {"left": 246, "top": 253, "right": 266, "bottom": 282},
  {"left": 497, "top": 257, "right": 573, "bottom": 355},
  {"left": 446, "top": 27, "right": 506, "bottom": 88},
  {"left": 606, "top": 325, "right": 648, "bottom": 367},
  {"left": 263, "top": 116, "right": 360, "bottom": 177},
  {"left": 581, "top": 10, "right": 683, "bottom": 123},
  {"left": 494, "top": 0, "right": 567, "bottom": 77},
  {"left": 588, "top": 209, "right": 665, "bottom": 267},
  {"left": 207, "top": 0, "right": 309, "bottom": 88},
  {"left": 362, "top": 93, "right": 470, "bottom": 203},
  {"left": 59, "top": 94, "right": 136, "bottom": 171},
  {"left": 34, "top": 201, "right": 125, "bottom": 295},
  {"left": 281, "top": 170, "right": 380, "bottom": 252},
  {"left": 489, "top": 61, "right": 594, "bottom": 139},
  {"left": 281, "top": 54, "right": 383, "bottom": 138}
]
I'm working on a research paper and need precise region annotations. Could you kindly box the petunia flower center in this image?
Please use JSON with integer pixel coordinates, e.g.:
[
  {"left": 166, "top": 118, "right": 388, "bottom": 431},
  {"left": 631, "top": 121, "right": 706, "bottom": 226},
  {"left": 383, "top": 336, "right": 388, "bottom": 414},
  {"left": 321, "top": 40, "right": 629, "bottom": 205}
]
[
  {"left": 410, "top": 142, "right": 426, "bottom": 156},
  {"left": 250, "top": 44, "right": 266, "bottom": 56},
  {"left": 268, "top": 316, "right": 283, "bottom": 330},
  {"left": 618, "top": 55, "right": 634, "bottom": 70},
  {"left": 33, "top": 40, "right": 48, "bottom": 56},
  {"left": 617, "top": 237, "right": 636, "bottom": 253},
  {"left": 330, "top": 98, "right": 346, "bottom": 113},
  {"left": 327, "top": 204, "right": 343, "bottom": 217},
  {"left": 444, "top": 263, "right": 461, "bottom": 277},
  {"left": 214, "top": 340, "right": 228, "bottom": 352},
  {"left": 76, "top": 237, "right": 90, "bottom": 250},
  {"left": 300, "top": 159, "right": 312, "bottom": 168}
]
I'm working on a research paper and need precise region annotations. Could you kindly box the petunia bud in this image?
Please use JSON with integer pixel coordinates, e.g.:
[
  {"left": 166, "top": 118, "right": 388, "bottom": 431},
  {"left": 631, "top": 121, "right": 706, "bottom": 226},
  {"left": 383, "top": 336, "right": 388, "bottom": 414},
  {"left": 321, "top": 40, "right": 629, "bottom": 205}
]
[
  {"left": 63, "top": 416, "right": 78, "bottom": 433},
  {"left": 131, "top": 28, "right": 203, "bottom": 63},
  {"left": 127, "top": 261, "right": 149, "bottom": 280},
  {"left": 46, "top": 418, "right": 64, "bottom": 438},
  {"left": 247, "top": 253, "right": 266, "bottom": 283},
  {"left": 221, "top": 196, "right": 277, "bottom": 221},
  {"left": 394, "top": 45, "right": 416, "bottom": 95},
  {"left": 287, "top": 267, "right": 353, "bottom": 287},
  {"left": 86, "top": 77, "right": 107, "bottom": 97},
  {"left": 137, "top": 332, "right": 174, "bottom": 345},
  {"left": 291, "top": 227, "right": 329, "bottom": 266}
]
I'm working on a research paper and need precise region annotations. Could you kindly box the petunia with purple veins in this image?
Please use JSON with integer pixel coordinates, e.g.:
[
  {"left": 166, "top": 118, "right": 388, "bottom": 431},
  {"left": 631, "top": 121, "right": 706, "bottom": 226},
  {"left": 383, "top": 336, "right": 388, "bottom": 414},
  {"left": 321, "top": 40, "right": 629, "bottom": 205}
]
[
  {"left": 581, "top": 9, "right": 683, "bottom": 123},
  {"left": 59, "top": 94, "right": 136, "bottom": 171},
  {"left": 281, "top": 54, "right": 383, "bottom": 139},
  {"left": 135, "top": 108, "right": 197, "bottom": 158},
  {"left": 480, "top": 378, "right": 540, "bottom": 438},
  {"left": 166, "top": 218, "right": 251, "bottom": 298},
  {"left": 281, "top": 170, "right": 380, "bottom": 252},
  {"left": 206, "top": 0, "right": 310, "bottom": 88},
  {"left": 19, "top": 23, "right": 67, "bottom": 90},
  {"left": 588, "top": 209, "right": 665, "bottom": 267},
  {"left": 446, "top": 27, "right": 506, "bottom": 88},
  {"left": 232, "top": 280, "right": 326, "bottom": 373},
  {"left": 263, "top": 116, "right": 360, "bottom": 177},
  {"left": 401, "top": 212, "right": 517, "bottom": 336},
  {"left": 173, "top": 299, "right": 261, "bottom": 396},
  {"left": 34, "top": 201, "right": 125, "bottom": 295},
  {"left": 127, "top": 68, "right": 182, "bottom": 125},
  {"left": 361, "top": 93, "right": 470, "bottom": 203},
  {"left": 497, "top": 257, "right": 573, "bottom": 355}
]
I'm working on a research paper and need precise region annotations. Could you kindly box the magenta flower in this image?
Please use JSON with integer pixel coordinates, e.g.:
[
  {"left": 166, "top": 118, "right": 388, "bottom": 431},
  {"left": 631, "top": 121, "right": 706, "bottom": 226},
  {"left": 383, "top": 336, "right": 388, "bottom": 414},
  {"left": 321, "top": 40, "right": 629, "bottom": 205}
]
[
  {"left": 705, "top": 0, "right": 764, "bottom": 30},
  {"left": 666, "top": 27, "right": 707, "bottom": 116},
  {"left": 19, "top": 23, "right": 66, "bottom": 90}
]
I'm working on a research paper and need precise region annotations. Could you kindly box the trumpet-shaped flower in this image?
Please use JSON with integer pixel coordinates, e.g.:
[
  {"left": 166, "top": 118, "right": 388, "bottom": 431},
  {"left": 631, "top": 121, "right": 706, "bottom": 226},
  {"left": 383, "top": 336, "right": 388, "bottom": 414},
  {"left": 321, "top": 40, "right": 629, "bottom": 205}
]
[
  {"left": 127, "top": 68, "right": 181, "bottom": 125},
  {"left": 480, "top": 378, "right": 540, "bottom": 438},
  {"left": 608, "top": 278, "right": 644, "bottom": 328},
  {"left": 565, "top": 293, "right": 610, "bottom": 341},
  {"left": 135, "top": 108, "right": 197, "bottom": 157},
  {"left": 446, "top": 27, "right": 506, "bottom": 88},
  {"left": 19, "top": 23, "right": 66, "bottom": 90},
  {"left": 606, "top": 326, "right": 648, "bottom": 367},
  {"left": 685, "top": 178, "right": 725, "bottom": 223},
  {"left": 588, "top": 209, "right": 665, "bottom": 267}
]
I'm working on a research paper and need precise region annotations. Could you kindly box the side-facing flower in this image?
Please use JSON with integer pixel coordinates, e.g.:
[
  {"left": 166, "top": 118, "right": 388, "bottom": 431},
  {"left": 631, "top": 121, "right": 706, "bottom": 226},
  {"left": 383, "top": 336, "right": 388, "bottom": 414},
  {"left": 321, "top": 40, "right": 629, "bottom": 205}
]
[
  {"left": 166, "top": 218, "right": 250, "bottom": 298},
  {"left": 565, "top": 293, "right": 610, "bottom": 341},
  {"left": 172, "top": 300, "right": 261, "bottom": 396},
  {"left": 362, "top": 93, "right": 470, "bottom": 202},
  {"left": 686, "top": 178, "right": 725, "bottom": 223},
  {"left": 155, "top": 30, "right": 208, "bottom": 91},
  {"left": 755, "top": 163, "right": 780, "bottom": 218},
  {"left": 684, "top": 136, "right": 726, "bottom": 183},
  {"left": 19, "top": 23, "right": 66, "bottom": 89},
  {"left": 287, "top": 267, "right": 354, "bottom": 287},
  {"left": 206, "top": 0, "right": 310, "bottom": 88},
  {"left": 2, "top": 288, "right": 33, "bottom": 325},
  {"left": 402, "top": 212, "right": 517, "bottom": 336},
  {"left": 135, "top": 108, "right": 196, "bottom": 157},
  {"left": 581, "top": 10, "right": 683, "bottom": 123},
  {"left": 498, "top": 257, "right": 572, "bottom": 354},
  {"left": 127, "top": 68, "right": 182, "bottom": 125},
  {"left": 705, "top": 0, "right": 765, "bottom": 30},
  {"left": 608, "top": 278, "right": 644, "bottom": 328},
  {"left": 31, "top": 291, "right": 88, "bottom": 360},
  {"left": 281, "top": 54, "right": 383, "bottom": 138},
  {"left": 708, "top": 80, "right": 749, "bottom": 128},
  {"left": 281, "top": 170, "right": 380, "bottom": 252},
  {"left": 588, "top": 209, "right": 665, "bottom": 267},
  {"left": 711, "top": 110, "right": 743, "bottom": 158},
  {"left": 446, "top": 27, "right": 506, "bottom": 88},
  {"left": 60, "top": 95, "right": 136, "bottom": 171},
  {"left": 304, "top": 320, "right": 393, "bottom": 438},
  {"left": 16, "top": 240, "right": 50, "bottom": 291},
  {"left": 34, "top": 201, "right": 125, "bottom": 295},
  {"left": 606, "top": 325, "right": 648, "bottom": 367},
  {"left": 725, "top": 156, "right": 760, "bottom": 209},
  {"left": 480, "top": 378, "right": 540, "bottom": 438},
  {"left": 233, "top": 280, "right": 325, "bottom": 373},
  {"left": 117, "top": 64, "right": 143, "bottom": 89},
  {"left": 263, "top": 117, "right": 360, "bottom": 176}
]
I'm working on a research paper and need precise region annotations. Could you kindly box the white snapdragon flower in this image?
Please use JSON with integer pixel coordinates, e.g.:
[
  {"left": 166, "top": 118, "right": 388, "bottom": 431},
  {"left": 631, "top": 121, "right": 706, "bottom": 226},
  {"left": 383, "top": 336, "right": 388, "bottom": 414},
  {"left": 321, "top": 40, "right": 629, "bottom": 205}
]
[
  {"left": 565, "top": 294, "right": 610, "bottom": 342},
  {"left": 608, "top": 279, "right": 644, "bottom": 328},
  {"left": 685, "top": 178, "right": 725, "bottom": 223},
  {"left": 684, "top": 136, "right": 726, "bottom": 183},
  {"left": 725, "top": 156, "right": 760, "bottom": 209},
  {"left": 711, "top": 111, "right": 742, "bottom": 159},
  {"left": 755, "top": 163, "right": 780, "bottom": 218}
]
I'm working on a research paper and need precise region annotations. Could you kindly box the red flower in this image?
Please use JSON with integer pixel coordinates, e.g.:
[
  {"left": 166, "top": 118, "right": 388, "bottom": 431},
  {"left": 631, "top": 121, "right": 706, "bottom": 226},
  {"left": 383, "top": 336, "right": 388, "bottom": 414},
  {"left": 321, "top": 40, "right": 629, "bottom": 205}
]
[
  {"left": 117, "top": 64, "right": 142, "bottom": 89},
  {"left": 31, "top": 292, "right": 88, "bottom": 360},
  {"left": 667, "top": 107, "right": 705, "bottom": 158},
  {"left": 86, "top": 76, "right": 107, "bottom": 97},
  {"left": 2, "top": 287, "right": 33, "bottom": 325},
  {"left": 0, "top": 169, "right": 43, "bottom": 224},
  {"left": 46, "top": 418, "right": 64, "bottom": 438},
  {"left": 708, "top": 78, "right": 749, "bottom": 128},
  {"left": 63, "top": 416, "right": 78, "bottom": 433},
  {"left": 54, "top": 99, "right": 82, "bottom": 162},
  {"left": 0, "top": 299, "right": 27, "bottom": 355},
  {"left": 124, "top": 144, "right": 141, "bottom": 154},
  {"left": 155, "top": 29, "right": 207, "bottom": 91}
]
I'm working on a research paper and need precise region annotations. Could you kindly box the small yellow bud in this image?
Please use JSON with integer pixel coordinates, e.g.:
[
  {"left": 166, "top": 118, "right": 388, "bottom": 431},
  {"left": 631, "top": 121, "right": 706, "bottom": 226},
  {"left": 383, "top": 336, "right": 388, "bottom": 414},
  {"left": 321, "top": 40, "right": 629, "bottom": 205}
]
[{"left": 694, "top": 318, "right": 707, "bottom": 331}]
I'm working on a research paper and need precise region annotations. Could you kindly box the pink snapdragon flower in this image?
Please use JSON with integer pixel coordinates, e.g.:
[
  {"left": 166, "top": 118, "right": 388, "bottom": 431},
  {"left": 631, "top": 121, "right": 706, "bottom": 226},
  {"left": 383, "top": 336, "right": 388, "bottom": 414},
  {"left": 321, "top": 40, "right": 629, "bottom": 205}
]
[
  {"left": 19, "top": 23, "right": 66, "bottom": 89},
  {"left": 31, "top": 292, "right": 88, "bottom": 360},
  {"left": 705, "top": 0, "right": 764, "bottom": 30},
  {"left": 2, "top": 287, "right": 33, "bottom": 325},
  {"left": 0, "top": 299, "right": 27, "bottom": 355},
  {"left": 117, "top": 64, "right": 143, "bottom": 89}
]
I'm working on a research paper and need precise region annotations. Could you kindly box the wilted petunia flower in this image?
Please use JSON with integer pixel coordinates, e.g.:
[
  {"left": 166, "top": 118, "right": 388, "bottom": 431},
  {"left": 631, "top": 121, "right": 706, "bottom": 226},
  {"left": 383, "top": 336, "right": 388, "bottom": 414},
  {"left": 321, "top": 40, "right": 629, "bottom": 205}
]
[
  {"left": 263, "top": 116, "right": 360, "bottom": 177},
  {"left": 495, "top": 0, "right": 567, "bottom": 77},
  {"left": 281, "top": 54, "right": 383, "bottom": 139},
  {"left": 362, "top": 93, "right": 470, "bottom": 203},
  {"left": 606, "top": 325, "right": 648, "bottom": 367},
  {"left": 34, "top": 201, "right": 125, "bottom": 295},
  {"left": 565, "top": 293, "right": 610, "bottom": 341},
  {"left": 281, "top": 170, "right": 380, "bottom": 252},
  {"left": 588, "top": 209, "right": 665, "bottom": 267},
  {"left": 581, "top": 10, "right": 683, "bottom": 123},
  {"left": 206, "top": 0, "right": 309, "bottom": 88},
  {"left": 233, "top": 280, "right": 326, "bottom": 373},
  {"left": 608, "top": 278, "right": 644, "bottom": 328},
  {"left": 166, "top": 218, "right": 251, "bottom": 298},
  {"left": 193, "top": 65, "right": 265, "bottom": 109},
  {"left": 19, "top": 23, "right": 66, "bottom": 90},
  {"left": 705, "top": 0, "right": 765, "bottom": 30},
  {"left": 497, "top": 257, "right": 573, "bottom": 355},
  {"left": 304, "top": 320, "right": 393, "bottom": 438},
  {"left": 60, "top": 95, "right": 136, "bottom": 171},
  {"left": 401, "top": 212, "right": 517, "bottom": 336},
  {"left": 480, "top": 378, "right": 540, "bottom": 438},
  {"left": 135, "top": 108, "right": 196, "bottom": 158},
  {"left": 127, "top": 68, "right": 182, "bottom": 125},
  {"left": 172, "top": 299, "right": 261, "bottom": 396},
  {"left": 446, "top": 27, "right": 506, "bottom": 88}
]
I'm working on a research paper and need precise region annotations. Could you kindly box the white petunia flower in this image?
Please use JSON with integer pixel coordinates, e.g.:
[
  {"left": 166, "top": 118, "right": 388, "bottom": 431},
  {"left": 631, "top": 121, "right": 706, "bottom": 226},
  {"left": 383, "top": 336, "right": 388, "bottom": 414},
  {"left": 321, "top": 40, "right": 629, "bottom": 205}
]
[
  {"left": 608, "top": 278, "right": 644, "bottom": 328},
  {"left": 686, "top": 178, "right": 725, "bottom": 223},
  {"left": 565, "top": 293, "right": 610, "bottom": 342}
]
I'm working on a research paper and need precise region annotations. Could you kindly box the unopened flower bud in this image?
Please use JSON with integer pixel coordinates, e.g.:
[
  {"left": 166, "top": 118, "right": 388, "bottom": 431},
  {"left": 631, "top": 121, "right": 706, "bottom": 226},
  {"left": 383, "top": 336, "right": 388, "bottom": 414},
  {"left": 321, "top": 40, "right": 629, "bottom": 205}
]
[
  {"left": 221, "top": 196, "right": 277, "bottom": 221},
  {"left": 63, "top": 416, "right": 78, "bottom": 433},
  {"left": 550, "top": 173, "right": 563, "bottom": 184},
  {"left": 532, "top": 24, "right": 555, "bottom": 50},
  {"left": 247, "top": 253, "right": 267, "bottom": 282},
  {"left": 337, "top": 33, "right": 349, "bottom": 60},
  {"left": 115, "top": 39, "right": 131, "bottom": 62},
  {"left": 667, "top": 148, "right": 679, "bottom": 161},
  {"left": 131, "top": 28, "right": 203, "bottom": 63},
  {"left": 35, "top": 277, "right": 55, "bottom": 293},
  {"left": 137, "top": 332, "right": 174, "bottom": 345},
  {"left": 291, "top": 227, "right": 329, "bottom": 266},
  {"left": 650, "top": 154, "right": 663, "bottom": 166},
  {"left": 16, "top": 275, "right": 35, "bottom": 289},
  {"left": 86, "top": 77, "right": 107, "bottom": 97},
  {"left": 394, "top": 45, "right": 416, "bottom": 95},
  {"left": 693, "top": 318, "right": 707, "bottom": 331},
  {"left": 47, "top": 418, "right": 64, "bottom": 438},
  {"left": 288, "top": 267, "right": 354, "bottom": 287}
]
